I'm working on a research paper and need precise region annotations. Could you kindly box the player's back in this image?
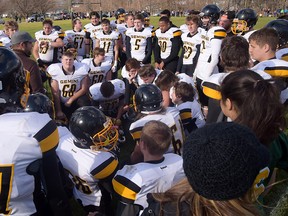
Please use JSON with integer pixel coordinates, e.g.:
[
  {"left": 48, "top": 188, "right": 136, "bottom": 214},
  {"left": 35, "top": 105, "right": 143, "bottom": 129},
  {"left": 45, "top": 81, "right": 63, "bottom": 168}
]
[
  {"left": 130, "top": 108, "right": 184, "bottom": 154},
  {"left": 0, "top": 112, "right": 58, "bottom": 215}
]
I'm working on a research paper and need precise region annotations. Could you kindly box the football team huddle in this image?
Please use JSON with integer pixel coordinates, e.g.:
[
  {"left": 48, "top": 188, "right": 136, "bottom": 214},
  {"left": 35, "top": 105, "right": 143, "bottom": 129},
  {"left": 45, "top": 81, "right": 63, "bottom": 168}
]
[{"left": 0, "top": 4, "right": 288, "bottom": 216}]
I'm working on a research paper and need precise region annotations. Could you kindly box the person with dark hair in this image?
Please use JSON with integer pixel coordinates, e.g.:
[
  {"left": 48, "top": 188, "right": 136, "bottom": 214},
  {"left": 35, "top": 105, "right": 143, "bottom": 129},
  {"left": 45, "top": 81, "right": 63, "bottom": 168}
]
[
  {"left": 170, "top": 81, "right": 205, "bottom": 136},
  {"left": 47, "top": 50, "right": 90, "bottom": 121},
  {"left": 0, "top": 47, "right": 71, "bottom": 215},
  {"left": 11, "top": 31, "right": 46, "bottom": 94},
  {"left": 154, "top": 16, "right": 182, "bottom": 73},
  {"left": 64, "top": 18, "right": 89, "bottom": 61},
  {"left": 33, "top": 19, "right": 65, "bottom": 68},
  {"left": 93, "top": 19, "right": 120, "bottom": 77},
  {"left": 89, "top": 79, "right": 125, "bottom": 122},
  {"left": 125, "top": 13, "right": 153, "bottom": 64},
  {"left": 160, "top": 9, "right": 177, "bottom": 27},
  {"left": 218, "top": 10, "right": 235, "bottom": 37},
  {"left": 84, "top": 11, "right": 102, "bottom": 58},
  {"left": 202, "top": 36, "right": 270, "bottom": 123},
  {"left": 155, "top": 69, "right": 180, "bottom": 107},
  {"left": 220, "top": 70, "right": 288, "bottom": 184},
  {"left": 113, "top": 120, "right": 185, "bottom": 216},
  {"left": 143, "top": 122, "right": 270, "bottom": 216}
]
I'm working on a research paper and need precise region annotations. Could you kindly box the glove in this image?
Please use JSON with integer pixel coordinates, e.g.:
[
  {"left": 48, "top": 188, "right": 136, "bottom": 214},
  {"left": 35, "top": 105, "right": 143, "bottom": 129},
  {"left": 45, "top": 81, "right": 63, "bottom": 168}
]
[
  {"left": 37, "top": 58, "right": 45, "bottom": 68},
  {"left": 112, "top": 62, "right": 117, "bottom": 73}
]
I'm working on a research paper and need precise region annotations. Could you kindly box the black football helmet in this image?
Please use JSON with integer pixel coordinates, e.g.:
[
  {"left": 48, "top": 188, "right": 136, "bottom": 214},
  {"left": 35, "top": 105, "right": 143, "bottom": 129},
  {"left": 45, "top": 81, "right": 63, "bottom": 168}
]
[
  {"left": 69, "top": 106, "right": 118, "bottom": 151},
  {"left": 53, "top": 25, "right": 62, "bottom": 31},
  {"left": 142, "top": 12, "right": 150, "bottom": 27},
  {"left": 200, "top": 4, "right": 221, "bottom": 25},
  {"left": 24, "top": 93, "right": 55, "bottom": 119},
  {"left": 115, "top": 8, "right": 126, "bottom": 22},
  {"left": 133, "top": 84, "right": 163, "bottom": 114},
  {"left": 0, "top": 47, "right": 29, "bottom": 113},
  {"left": 266, "top": 19, "right": 288, "bottom": 49},
  {"left": 232, "top": 8, "right": 258, "bottom": 34}
]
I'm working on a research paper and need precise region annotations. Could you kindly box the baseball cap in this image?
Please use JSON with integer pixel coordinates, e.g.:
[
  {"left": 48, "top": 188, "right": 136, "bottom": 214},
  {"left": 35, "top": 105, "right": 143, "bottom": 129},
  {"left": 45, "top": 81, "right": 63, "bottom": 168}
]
[
  {"left": 183, "top": 122, "right": 270, "bottom": 201},
  {"left": 11, "top": 31, "right": 36, "bottom": 45}
]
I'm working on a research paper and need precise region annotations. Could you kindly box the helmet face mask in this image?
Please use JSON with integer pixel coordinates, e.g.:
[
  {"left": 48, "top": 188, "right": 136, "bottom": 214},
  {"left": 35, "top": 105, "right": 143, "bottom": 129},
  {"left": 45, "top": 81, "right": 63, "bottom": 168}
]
[
  {"left": 70, "top": 106, "right": 118, "bottom": 151},
  {"left": 115, "top": 8, "right": 126, "bottom": 23},
  {"left": 231, "top": 19, "right": 249, "bottom": 34},
  {"left": 231, "top": 8, "right": 258, "bottom": 34}
]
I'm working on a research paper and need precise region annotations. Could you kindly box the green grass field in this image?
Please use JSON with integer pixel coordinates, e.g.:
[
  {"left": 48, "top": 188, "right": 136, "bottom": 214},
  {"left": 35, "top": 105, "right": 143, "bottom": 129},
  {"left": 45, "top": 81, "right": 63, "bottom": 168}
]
[
  {"left": 16, "top": 16, "right": 276, "bottom": 36},
  {"left": 14, "top": 15, "right": 288, "bottom": 216}
]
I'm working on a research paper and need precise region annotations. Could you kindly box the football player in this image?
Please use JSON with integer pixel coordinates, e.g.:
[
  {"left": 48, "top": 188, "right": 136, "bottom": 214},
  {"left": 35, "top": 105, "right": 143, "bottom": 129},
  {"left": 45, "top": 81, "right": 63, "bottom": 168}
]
[
  {"left": 64, "top": 18, "right": 89, "bottom": 61},
  {"left": 249, "top": 27, "right": 288, "bottom": 104},
  {"left": 265, "top": 19, "right": 288, "bottom": 61},
  {"left": 0, "top": 47, "right": 71, "bottom": 215},
  {"left": 0, "top": 20, "right": 18, "bottom": 48},
  {"left": 194, "top": 4, "right": 226, "bottom": 117},
  {"left": 56, "top": 106, "right": 119, "bottom": 216},
  {"left": 92, "top": 19, "right": 120, "bottom": 75},
  {"left": 47, "top": 50, "right": 90, "bottom": 120},
  {"left": 154, "top": 16, "right": 182, "bottom": 73},
  {"left": 84, "top": 11, "right": 102, "bottom": 58},
  {"left": 170, "top": 81, "right": 205, "bottom": 136},
  {"left": 129, "top": 84, "right": 185, "bottom": 164},
  {"left": 81, "top": 47, "right": 112, "bottom": 84},
  {"left": 231, "top": 8, "right": 258, "bottom": 41},
  {"left": 176, "top": 14, "right": 202, "bottom": 76},
  {"left": 125, "top": 13, "right": 153, "bottom": 64},
  {"left": 89, "top": 79, "right": 125, "bottom": 121},
  {"left": 113, "top": 120, "right": 185, "bottom": 216},
  {"left": 33, "top": 19, "right": 65, "bottom": 68}
]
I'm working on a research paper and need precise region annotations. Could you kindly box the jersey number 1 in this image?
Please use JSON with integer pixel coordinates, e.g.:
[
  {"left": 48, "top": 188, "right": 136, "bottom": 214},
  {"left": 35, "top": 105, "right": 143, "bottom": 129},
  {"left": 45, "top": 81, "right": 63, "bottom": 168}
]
[{"left": 0, "top": 165, "right": 14, "bottom": 215}]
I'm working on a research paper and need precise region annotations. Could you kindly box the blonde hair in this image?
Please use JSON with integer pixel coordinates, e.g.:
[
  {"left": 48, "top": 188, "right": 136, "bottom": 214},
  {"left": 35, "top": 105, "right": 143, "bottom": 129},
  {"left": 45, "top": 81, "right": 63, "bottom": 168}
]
[{"left": 152, "top": 178, "right": 260, "bottom": 216}]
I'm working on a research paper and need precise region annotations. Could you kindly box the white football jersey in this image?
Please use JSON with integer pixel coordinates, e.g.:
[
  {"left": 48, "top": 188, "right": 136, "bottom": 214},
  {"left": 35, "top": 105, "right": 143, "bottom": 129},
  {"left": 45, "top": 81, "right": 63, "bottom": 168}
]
[
  {"left": 195, "top": 26, "right": 226, "bottom": 80},
  {"left": 91, "top": 30, "right": 120, "bottom": 58},
  {"left": 129, "top": 107, "right": 184, "bottom": 155},
  {"left": 84, "top": 23, "right": 102, "bottom": 35},
  {"left": 155, "top": 27, "right": 182, "bottom": 59},
  {"left": 35, "top": 30, "right": 62, "bottom": 62},
  {"left": 276, "top": 48, "right": 288, "bottom": 62},
  {"left": 64, "top": 30, "right": 86, "bottom": 57},
  {"left": 176, "top": 73, "right": 199, "bottom": 100},
  {"left": 0, "top": 112, "right": 58, "bottom": 215},
  {"left": 47, "top": 62, "right": 89, "bottom": 103},
  {"left": 0, "top": 31, "right": 11, "bottom": 48},
  {"left": 81, "top": 58, "right": 112, "bottom": 84},
  {"left": 181, "top": 30, "right": 202, "bottom": 65},
  {"left": 56, "top": 126, "right": 118, "bottom": 207},
  {"left": 176, "top": 101, "right": 205, "bottom": 136},
  {"left": 116, "top": 23, "right": 129, "bottom": 46},
  {"left": 251, "top": 58, "right": 288, "bottom": 78},
  {"left": 126, "top": 27, "right": 152, "bottom": 62},
  {"left": 89, "top": 79, "right": 125, "bottom": 111},
  {"left": 112, "top": 153, "right": 185, "bottom": 209}
]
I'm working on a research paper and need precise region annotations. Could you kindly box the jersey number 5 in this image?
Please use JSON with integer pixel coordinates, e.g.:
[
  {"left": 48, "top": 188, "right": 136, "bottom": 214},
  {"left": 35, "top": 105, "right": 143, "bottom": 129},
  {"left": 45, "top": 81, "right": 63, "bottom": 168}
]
[{"left": 0, "top": 165, "right": 14, "bottom": 215}]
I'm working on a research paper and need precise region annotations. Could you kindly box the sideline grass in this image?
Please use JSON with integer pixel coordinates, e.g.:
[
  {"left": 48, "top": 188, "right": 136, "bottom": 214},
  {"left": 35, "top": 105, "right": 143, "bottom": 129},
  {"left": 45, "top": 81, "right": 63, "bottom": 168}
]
[{"left": 17, "top": 16, "right": 275, "bottom": 37}]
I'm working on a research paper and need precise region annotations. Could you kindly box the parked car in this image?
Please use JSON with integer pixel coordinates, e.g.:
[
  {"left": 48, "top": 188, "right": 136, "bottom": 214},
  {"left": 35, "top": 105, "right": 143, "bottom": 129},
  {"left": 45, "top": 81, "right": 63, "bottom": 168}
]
[
  {"left": 52, "top": 13, "right": 63, "bottom": 20},
  {"left": 0, "top": 19, "right": 4, "bottom": 24},
  {"left": 27, "top": 14, "right": 44, "bottom": 22}
]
